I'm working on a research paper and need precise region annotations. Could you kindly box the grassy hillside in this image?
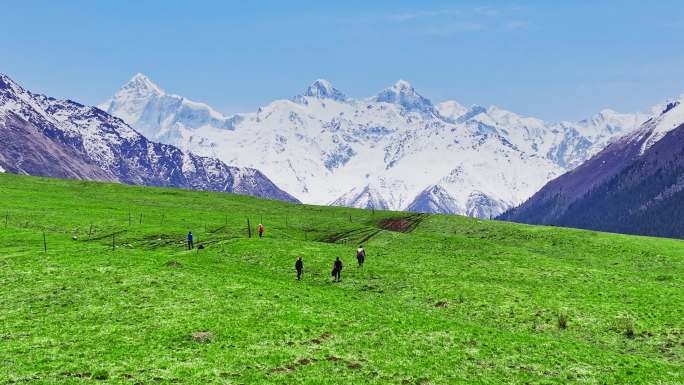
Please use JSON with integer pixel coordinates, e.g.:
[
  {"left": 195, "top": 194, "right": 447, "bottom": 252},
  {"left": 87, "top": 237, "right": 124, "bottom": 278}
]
[{"left": 0, "top": 173, "right": 682, "bottom": 384}]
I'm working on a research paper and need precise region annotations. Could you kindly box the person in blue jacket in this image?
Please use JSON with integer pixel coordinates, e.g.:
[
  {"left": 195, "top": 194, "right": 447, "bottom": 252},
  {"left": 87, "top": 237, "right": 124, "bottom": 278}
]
[{"left": 187, "top": 231, "right": 194, "bottom": 250}]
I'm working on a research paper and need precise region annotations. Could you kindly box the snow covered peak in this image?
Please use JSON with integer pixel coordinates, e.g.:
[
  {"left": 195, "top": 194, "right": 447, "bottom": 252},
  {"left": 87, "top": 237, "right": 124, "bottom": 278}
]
[
  {"left": 374, "top": 79, "right": 433, "bottom": 112},
  {"left": 638, "top": 97, "right": 684, "bottom": 152},
  {"left": 0, "top": 72, "right": 25, "bottom": 95},
  {"left": 656, "top": 98, "right": 684, "bottom": 129},
  {"left": 456, "top": 105, "right": 488, "bottom": 122},
  {"left": 0, "top": 73, "right": 15, "bottom": 88},
  {"left": 577, "top": 108, "right": 647, "bottom": 136},
  {"left": 303, "top": 79, "right": 347, "bottom": 101},
  {"left": 460, "top": 105, "right": 548, "bottom": 139},
  {"left": 598, "top": 108, "right": 617, "bottom": 116},
  {"left": 609, "top": 95, "right": 684, "bottom": 155},
  {"left": 583, "top": 108, "right": 625, "bottom": 125},
  {"left": 393, "top": 79, "right": 413, "bottom": 90},
  {"left": 436, "top": 100, "right": 468, "bottom": 121},
  {"left": 120, "top": 73, "right": 165, "bottom": 97},
  {"left": 99, "top": 73, "right": 238, "bottom": 140}
]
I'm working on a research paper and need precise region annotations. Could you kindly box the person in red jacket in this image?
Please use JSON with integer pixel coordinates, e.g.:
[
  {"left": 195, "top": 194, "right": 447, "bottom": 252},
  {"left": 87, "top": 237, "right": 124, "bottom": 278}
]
[{"left": 258, "top": 223, "right": 264, "bottom": 238}]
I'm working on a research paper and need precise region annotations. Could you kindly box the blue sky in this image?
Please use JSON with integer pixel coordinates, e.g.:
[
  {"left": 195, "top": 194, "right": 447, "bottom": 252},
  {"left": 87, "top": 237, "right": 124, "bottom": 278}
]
[{"left": 2, "top": 0, "right": 684, "bottom": 120}]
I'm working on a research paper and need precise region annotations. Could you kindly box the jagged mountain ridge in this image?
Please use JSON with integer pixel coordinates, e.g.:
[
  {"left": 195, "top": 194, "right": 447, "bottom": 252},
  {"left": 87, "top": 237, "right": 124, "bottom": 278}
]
[
  {"left": 500, "top": 96, "right": 684, "bottom": 238},
  {"left": 0, "top": 73, "right": 299, "bottom": 203},
  {"left": 100, "top": 74, "right": 647, "bottom": 217}
]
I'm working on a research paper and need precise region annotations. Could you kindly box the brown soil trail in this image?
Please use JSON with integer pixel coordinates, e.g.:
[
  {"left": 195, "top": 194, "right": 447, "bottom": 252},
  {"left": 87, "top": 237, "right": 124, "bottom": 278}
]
[
  {"left": 377, "top": 213, "right": 428, "bottom": 233},
  {"left": 322, "top": 213, "right": 429, "bottom": 244}
]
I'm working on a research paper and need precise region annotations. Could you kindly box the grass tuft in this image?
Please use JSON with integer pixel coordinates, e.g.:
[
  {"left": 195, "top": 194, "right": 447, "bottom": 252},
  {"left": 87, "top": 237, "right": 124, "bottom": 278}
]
[
  {"left": 558, "top": 309, "right": 569, "bottom": 330},
  {"left": 615, "top": 314, "right": 637, "bottom": 339},
  {"left": 165, "top": 259, "right": 182, "bottom": 268},
  {"left": 91, "top": 369, "right": 109, "bottom": 381}
]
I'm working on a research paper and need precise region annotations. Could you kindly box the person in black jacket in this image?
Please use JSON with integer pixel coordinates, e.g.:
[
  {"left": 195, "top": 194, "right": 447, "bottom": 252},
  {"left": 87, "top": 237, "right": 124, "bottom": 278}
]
[
  {"left": 332, "top": 257, "right": 343, "bottom": 282},
  {"left": 295, "top": 257, "right": 303, "bottom": 280}
]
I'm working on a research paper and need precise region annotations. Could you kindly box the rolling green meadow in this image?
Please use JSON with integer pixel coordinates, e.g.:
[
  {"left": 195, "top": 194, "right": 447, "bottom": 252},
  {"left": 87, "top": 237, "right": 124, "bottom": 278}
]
[{"left": 0, "top": 173, "right": 682, "bottom": 384}]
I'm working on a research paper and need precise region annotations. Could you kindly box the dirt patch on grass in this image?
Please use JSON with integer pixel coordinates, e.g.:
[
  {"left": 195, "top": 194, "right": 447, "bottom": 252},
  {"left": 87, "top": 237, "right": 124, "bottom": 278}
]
[
  {"left": 270, "top": 357, "right": 318, "bottom": 374},
  {"left": 434, "top": 301, "right": 448, "bottom": 308},
  {"left": 191, "top": 331, "right": 214, "bottom": 343},
  {"left": 305, "top": 332, "right": 333, "bottom": 345},
  {"left": 270, "top": 366, "right": 295, "bottom": 373},
  {"left": 378, "top": 214, "right": 428, "bottom": 233},
  {"left": 324, "top": 355, "right": 369, "bottom": 372},
  {"left": 61, "top": 370, "right": 109, "bottom": 381},
  {"left": 61, "top": 372, "right": 91, "bottom": 378},
  {"left": 270, "top": 353, "right": 367, "bottom": 375}
]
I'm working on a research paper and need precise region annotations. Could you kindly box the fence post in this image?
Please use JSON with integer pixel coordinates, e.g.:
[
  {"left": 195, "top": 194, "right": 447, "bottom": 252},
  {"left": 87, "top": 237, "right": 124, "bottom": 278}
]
[
  {"left": 139, "top": 213, "right": 143, "bottom": 224},
  {"left": 112, "top": 234, "right": 115, "bottom": 250},
  {"left": 43, "top": 232, "right": 47, "bottom": 253},
  {"left": 247, "top": 218, "right": 252, "bottom": 238},
  {"left": 89, "top": 224, "right": 93, "bottom": 238}
]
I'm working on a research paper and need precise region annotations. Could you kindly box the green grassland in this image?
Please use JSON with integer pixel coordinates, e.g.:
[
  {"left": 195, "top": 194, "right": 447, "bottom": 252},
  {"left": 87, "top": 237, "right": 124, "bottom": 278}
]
[{"left": 0, "top": 173, "right": 682, "bottom": 384}]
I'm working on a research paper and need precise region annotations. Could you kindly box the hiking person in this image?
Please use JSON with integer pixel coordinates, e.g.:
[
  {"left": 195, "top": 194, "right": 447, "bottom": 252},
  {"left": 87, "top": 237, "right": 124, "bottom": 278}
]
[
  {"left": 295, "top": 257, "right": 303, "bottom": 280},
  {"left": 356, "top": 245, "right": 366, "bottom": 267},
  {"left": 332, "top": 257, "right": 343, "bottom": 282},
  {"left": 187, "top": 231, "right": 194, "bottom": 250},
  {"left": 258, "top": 223, "right": 265, "bottom": 238}
]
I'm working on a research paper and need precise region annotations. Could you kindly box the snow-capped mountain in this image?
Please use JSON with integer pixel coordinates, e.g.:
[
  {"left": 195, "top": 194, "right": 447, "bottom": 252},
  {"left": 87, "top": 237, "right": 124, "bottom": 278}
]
[
  {"left": 297, "top": 79, "right": 348, "bottom": 102},
  {"left": 501, "top": 95, "right": 684, "bottom": 238},
  {"left": 0, "top": 73, "right": 298, "bottom": 202},
  {"left": 100, "top": 74, "right": 646, "bottom": 217},
  {"left": 98, "top": 73, "right": 240, "bottom": 144},
  {"left": 444, "top": 104, "right": 648, "bottom": 169},
  {"left": 373, "top": 79, "right": 435, "bottom": 113}
]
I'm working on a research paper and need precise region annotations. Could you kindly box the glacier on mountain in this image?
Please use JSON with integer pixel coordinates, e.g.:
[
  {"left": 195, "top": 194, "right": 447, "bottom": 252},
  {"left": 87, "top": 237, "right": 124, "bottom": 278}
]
[{"left": 100, "top": 74, "right": 648, "bottom": 217}]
